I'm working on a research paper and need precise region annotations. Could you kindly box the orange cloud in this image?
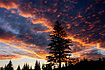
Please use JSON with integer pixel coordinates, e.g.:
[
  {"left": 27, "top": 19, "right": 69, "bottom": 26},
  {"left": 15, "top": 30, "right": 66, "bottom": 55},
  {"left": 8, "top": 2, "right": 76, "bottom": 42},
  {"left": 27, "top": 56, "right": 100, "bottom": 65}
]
[
  {"left": 32, "top": 18, "right": 53, "bottom": 33},
  {"left": 0, "top": 37, "right": 48, "bottom": 60},
  {"left": 69, "top": 0, "right": 78, "bottom": 4},
  {"left": 0, "top": 0, "right": 35, "bottom": 18},
  {"left": 17, "top": 9, "right": 35, "bottom": 18},
  {"left": 78, "top": 12, "right": 82, "bottom": 18},
  {"left": 98, "top": 10, "right": 104, "bottom": 15},
  {"left": 85, "top": 4, "right": 93, "bottom": 12},
  {"left": 66, "top": 24, "right": 71, "bottom": 29},
  {"left": 0, "top": 1, "right": 19, "bottom": 10},
  {"left": 67, "top": 35, "right": 96, "bottom": 47},
  {"left": 11, "top": 10, "right": 16, "bottom": 14},
  {"left": 0, "top": 54, "right": 20, "bottom": 60},
  {"left": 96, "top": 43, "right": 105, "bottom": 50}
]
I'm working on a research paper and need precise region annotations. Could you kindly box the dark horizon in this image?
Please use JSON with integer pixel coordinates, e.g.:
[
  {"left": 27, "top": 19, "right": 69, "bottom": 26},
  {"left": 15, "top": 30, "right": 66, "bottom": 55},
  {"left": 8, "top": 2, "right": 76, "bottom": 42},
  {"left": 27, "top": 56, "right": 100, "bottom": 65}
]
[{"left": 1, "top": 58, "right": 105, "bottom": 70}]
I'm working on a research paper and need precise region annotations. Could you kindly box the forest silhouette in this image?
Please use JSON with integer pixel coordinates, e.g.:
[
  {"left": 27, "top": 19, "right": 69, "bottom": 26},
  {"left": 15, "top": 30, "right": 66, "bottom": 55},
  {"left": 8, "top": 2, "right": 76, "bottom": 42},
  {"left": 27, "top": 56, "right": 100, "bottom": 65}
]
[
  {"left": 1, "top": 58, "right": 105, "bottom": 70},
  {"left": 0, "top": 21, "right": 105, "bottom": 70}
]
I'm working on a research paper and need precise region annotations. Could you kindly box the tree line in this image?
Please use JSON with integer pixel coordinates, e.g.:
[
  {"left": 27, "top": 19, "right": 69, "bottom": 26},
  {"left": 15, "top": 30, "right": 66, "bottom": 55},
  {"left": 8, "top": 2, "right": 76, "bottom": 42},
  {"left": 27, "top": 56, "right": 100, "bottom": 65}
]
[
  {"left": 53, "top": 58, "right": 105, "bottom": 70},
  {"left": 0, "top": 60, "right": 41, "bottom": 70},
  {"left": 1, "top": 58, "right": 105, "bottom": 70}
]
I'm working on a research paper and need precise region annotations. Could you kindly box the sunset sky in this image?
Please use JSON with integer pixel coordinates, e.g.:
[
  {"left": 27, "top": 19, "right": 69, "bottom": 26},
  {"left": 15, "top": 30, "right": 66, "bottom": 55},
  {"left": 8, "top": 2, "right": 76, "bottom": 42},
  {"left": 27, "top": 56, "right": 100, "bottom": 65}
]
[{"left": 0, "top": 0, "right": 105, "bottom": 69}]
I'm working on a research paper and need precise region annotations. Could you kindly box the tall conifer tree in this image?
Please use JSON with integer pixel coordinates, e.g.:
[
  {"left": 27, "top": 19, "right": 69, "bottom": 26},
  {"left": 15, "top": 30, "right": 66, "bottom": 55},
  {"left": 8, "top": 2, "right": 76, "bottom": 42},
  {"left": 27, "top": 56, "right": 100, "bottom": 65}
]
[
  {"left": 34, "top": 60, "right": 40, "bottom": 70},
  {"left": 47, "top": 20, "right": 72, "bottom": 69},
  {"left": 7, "top": 60, "right": 13, "bottom": 70},
  {"left": 17, "top": 65, "right": 20, "bottom": 70}
]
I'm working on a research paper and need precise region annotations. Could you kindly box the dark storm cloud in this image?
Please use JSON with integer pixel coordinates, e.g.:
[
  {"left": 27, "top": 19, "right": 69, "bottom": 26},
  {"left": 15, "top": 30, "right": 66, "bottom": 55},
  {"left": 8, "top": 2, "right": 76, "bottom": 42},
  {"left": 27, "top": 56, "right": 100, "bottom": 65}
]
[
  {"left": 0, "top": 7, "right": 50, "bottom": 48},
  {"left": 0, "top": 27, "right": 15, "bottom": 40},
  {"left": 0, "top": 28, "right": 4, "bottom": 34}
]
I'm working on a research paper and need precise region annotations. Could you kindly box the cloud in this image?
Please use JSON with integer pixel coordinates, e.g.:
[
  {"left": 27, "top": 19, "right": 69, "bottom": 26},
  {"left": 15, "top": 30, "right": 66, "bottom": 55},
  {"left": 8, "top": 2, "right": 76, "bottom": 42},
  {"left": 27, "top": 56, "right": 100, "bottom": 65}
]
[
  {"left": 71, "top": 45, "right": 105, "bottom": 60},
  {"left": 0, "top": 0, "right": 105, "bottom": 60},
  {"left": 0, "top": 0, "right": 19, "bottom": 10},
  {"left": 0, "top": 27, "right": 48, "bottom": 60},
  {"left": 0, "top": 27, "right": 15, "bottom": 40},
  {"left": 0, "top": 37, "right": 48, "bottom": 59},
  {"left": 80, "top": 49, "right": 105, "bottom": 60},
  {"left": 0, "top": 54, "right": 20, "bottom": 60},
  {"left": 12, "top": 51, "right": 41, "bottom": 59},
  {"left": 12, "top": 49, "right": 48, "bottom": 59},
  {"left": 11, "top": 10, "right": 16, "bottom": 14}
]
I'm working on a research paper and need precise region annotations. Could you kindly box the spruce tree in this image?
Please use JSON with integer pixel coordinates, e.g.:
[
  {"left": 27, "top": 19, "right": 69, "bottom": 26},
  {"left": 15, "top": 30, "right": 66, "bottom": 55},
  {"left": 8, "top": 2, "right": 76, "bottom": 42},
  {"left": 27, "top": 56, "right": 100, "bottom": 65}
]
[
  {"left": 17, "top": 65, "right": 20, "bottom": 70},
  {"left": 42, "top": 64, "right": 46, "bottom": 70},
  {"left": 4, "top": 65, "right": 7, "bottom": 70},
  {"left": 30, "top": 66, "right": 32, "bottom": 70},
  {"left": 22, "top": 64, "right": 25, "bottom": 70},
  {"left": 47, "top": 20, "right": 72, "bottom": 69},
  {"left": 22, "top": 63, "right": 29, "bottom": 70},
  {"left": 0, "top": 67, "right": 3, "bottom": 70},
  {"left": 7, "top": 60, "right": 13, "bottom": 70},
  {"left": 34, "top": 60, "right": 40, "bottom": 70}
]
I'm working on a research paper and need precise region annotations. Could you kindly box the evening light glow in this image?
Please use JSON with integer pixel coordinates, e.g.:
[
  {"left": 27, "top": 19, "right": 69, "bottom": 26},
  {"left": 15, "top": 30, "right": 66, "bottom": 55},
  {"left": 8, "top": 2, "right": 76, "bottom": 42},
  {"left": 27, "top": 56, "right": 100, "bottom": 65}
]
[{"left": 0, "top": 0, "right": 105, "bottom": 70}]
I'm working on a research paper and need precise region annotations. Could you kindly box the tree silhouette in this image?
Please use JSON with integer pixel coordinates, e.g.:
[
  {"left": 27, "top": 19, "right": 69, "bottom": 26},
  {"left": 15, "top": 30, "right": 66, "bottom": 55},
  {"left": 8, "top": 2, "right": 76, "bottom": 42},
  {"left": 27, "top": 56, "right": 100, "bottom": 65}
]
[
  {"left": 47, "top": 20, "right": 72, "bottom": 70},
  {"left": 42, "top": 64, "right": 46, "bottom": 70},
  {"left": 42, "top": 63, "right": 52, "bottom": 70},
  {"left": 34, "top": 60, "right": 40, "bottom": 70},
  {"left": 17, "top": 65, "right": 20, "bottom": 70},
  {"left": 22, "top": 64, "right": 25, "bottom": 70},
  {"left": 4, "top": 64, "right": 8, "bottom": 70},
  {"left": 0, "top": 67, "right": 3, "bottom": 70},
  {"left": 22, "top": 63, "right": 29, "bottom": 70},
  {"left": 6, "top": 60, "right": 13, "bottom": 70},
  {"left": 30, "top": 66, "right": 32, "bottom": 70}
]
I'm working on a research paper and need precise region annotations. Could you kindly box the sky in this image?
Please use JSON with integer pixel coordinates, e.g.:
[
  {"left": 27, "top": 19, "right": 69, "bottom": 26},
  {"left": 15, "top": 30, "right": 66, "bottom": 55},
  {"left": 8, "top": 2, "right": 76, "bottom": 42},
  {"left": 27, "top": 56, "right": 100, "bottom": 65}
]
[{"left": 0, "top": 0, "right": 105, "bottom": 69}]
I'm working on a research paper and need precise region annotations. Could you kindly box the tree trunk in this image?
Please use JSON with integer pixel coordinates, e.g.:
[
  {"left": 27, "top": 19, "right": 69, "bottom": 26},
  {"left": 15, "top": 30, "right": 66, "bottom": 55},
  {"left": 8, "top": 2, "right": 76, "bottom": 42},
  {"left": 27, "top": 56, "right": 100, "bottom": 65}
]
[
  {"left": 59, "top": 59, "right": 61, "bottom": 70},
  {"left": 59, "top": 53, "right": 61, "bottom": 70}
]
